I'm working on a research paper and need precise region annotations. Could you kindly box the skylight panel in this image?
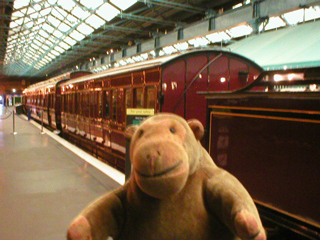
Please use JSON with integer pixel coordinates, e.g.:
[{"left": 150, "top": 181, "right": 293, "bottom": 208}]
[
  {"left": 57, "top": 7, "right": 69, "bottom": 20},
  {"left": 14, "top": 18, "right": 24, "bottom": 26},
  {"left": 47, "top": 35, "right": 57, "bottom": 44},
  {"left": 22, "top": 58, "right": 32, "bottom": 66},
  {"left": 57, "top": 0, "right": 75, "bottom": 11},
  {"left": 48, "top": 15, "right": 61, "bottom": 27},
  {"left": 40, "top": 8, "right": 51, "bottom": 16},
  {"left": 50, "top": 49, "right": 60, "bottom": 56},
  {"left": 51, "top": 7, "right": 64, "bottom": 20},
  {"left": 86, "top": 14, "right": 105, "bottom": 29},
  {"left": 31, "top": 43, "right": 40, "bottom": 50},
  {"left": 305, "top": 6, "right": 320, "bottom": 21},
  {"left": 71, "top": 6, "right": 90, "bottom": 20},
  {"left": 27, "top": 7, "right": 36, "bottom": 15},
  {"left": 42, "top": 44, "right": 50, "bottom": 50},
  {"left": 66, "top": 14, "right": 78, "bottom": 26},
  {"left": 39, "top": 29, "right": 49, "bottom": 38},
  {"left": 188, "top": 37, "right": 210, "bottom": 47},
  {"left": 77, "top": 22, "right": 95, "bottom": 34},
  {"left": 43, "top": 23, "right": 55, "bottom": 33},
  {"left": 162, "top": 46, "right": 177, "bottom": 55},
  {"left": 25, "top": 21, "right": 34, "bottom": 29},
  {"left": 206, "top": 32, "right": 231, "bottom": 43},
  {"left": 227, "top": 25, "right": 252, "bottom": 38},
  {"left": 96, "top": 3, "right": 120, "bottom": 21},
  {"left": 264, "top": 17, "right": 286, "bottom": 31},
  {"left": 48, "top": 0, "right": 57, "bottom": 5},
  {"left": 44, "top": 56, "right": 52, "bottom": 61},
  {"left": 11, "top": 10, "right": 25, "bottom": 19},
  {"left": 54, "top": 46, "right": 65, "bottom": 53},
  {"left": 28, "top": 47, "right": 36, "bottom": 54},
  {"left": 80, "top": 0, "right": 104, "bottom": 10},
  {"left": 52, "top": 30, "right": 63, "bottom": 38},
  {"left": 59, "top": 41, "right": 71, "bottom": 50},
  {"left": 32, "top": 3, "right": 41, "bottom": 11},
  {"left": 30, "top": 12, "right": 39, "bottom": 19},
  {"left": 38, "top": 48, "right": 45, "bottom": 54},
  {"left": 283, "top": 9, "right": 304, "bottom": 25},
  {"left": 10, "top": 21, "right": 19, "bottom": 28},
  {"left": 14, "top": 0, "right": 29, "bottom": 9},
  {"left": 110, "top": 0, "right": 137, "bottom": 11},
  {"left": 174, "top": 42, "right": 189, "bottom": 51},
  {"left": 36, "top": 35, "right": 45, "bottom": 43},
  {"left": 33, "top": 39, "right": 42, "bottom": 46},
  {"left": 69, "top": 30, "right": 85, "bottom": 41},
  {"left": 47, "top": 52, "right": 56, "bottom": 59},
  {"left": 64, "top": 36, "right": 77, "bottom": 46},
  {"left": 22, "top": 29, "right": 31, "bottom": 35},
  {"left": 58, "top": 22, "right": 71, "bottom": 32}
]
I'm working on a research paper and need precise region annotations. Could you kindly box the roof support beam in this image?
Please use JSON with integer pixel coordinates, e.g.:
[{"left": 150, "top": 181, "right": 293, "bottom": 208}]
[
  {"left": 119, "top": 12, "right": 180, "bottom": 26},
  {"left": 137, "top": 0, "right": 206, "bottom": 13}
]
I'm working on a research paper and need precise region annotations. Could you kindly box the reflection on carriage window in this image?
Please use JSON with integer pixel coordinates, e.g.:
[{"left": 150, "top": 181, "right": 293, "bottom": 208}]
[
  {"left": 134, "top": 88, "right": 144, "bottom": 108},
  {"left": 105, "top": 91, "right": 110, "bottom": 119},
  {"left": 112, "top": 90, "right": 117, "bottom": 121},
  {"left": 146, "top": 87, "right": 156, "bottom": 108},
  {"left": 126, "top": 89, "right": 132, "bottom": 108}
]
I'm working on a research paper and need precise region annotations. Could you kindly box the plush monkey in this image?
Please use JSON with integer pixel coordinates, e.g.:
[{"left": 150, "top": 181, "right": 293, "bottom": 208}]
[{"left": 67, "top": 113, "right": 266, "bottom": 240}]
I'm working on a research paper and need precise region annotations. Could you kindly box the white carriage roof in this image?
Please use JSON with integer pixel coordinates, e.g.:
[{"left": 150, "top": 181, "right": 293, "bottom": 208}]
[
  {"left": 24, "top": 72, "right": 72, "bottom": 92},
  {"left": 229, "top": 20, "right": 320, "bottom": 71},
  {"left": 60, "top": 51, "right": 183, "bottom": 86}
]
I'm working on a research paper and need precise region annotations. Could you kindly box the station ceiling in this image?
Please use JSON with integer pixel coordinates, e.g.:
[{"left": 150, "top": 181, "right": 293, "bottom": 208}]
[{"left": 0, "top": 0, "right": 242, "bottom": 78}]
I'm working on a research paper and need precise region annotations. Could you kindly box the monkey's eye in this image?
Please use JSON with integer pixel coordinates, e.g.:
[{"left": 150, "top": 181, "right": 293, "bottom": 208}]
[
  {"left": 170, "top": 127, "right": 176, "bottom": 134},
  {"left": 138, "top": 130, "right": 144, "bottom": 138}
]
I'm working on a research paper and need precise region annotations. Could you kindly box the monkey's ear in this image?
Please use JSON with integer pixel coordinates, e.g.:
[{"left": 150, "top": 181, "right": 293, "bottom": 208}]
[
  {"left": 187, "top": 119, "right": 204, "bottom": 141},
  {"left": 124, "top": 125, "right": 139, "bottom": 139}
]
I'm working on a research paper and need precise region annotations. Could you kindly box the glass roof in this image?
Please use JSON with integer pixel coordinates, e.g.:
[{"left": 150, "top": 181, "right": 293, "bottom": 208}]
[{"left": 4, "top": 0, "right": 137, "bottom": 75}]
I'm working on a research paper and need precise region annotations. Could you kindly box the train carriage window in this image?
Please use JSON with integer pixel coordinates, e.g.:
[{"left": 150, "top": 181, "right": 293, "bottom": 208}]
[
  {"left": 72, "top": 93, "right": 77, "bottom": 114},
  {"left": 84, "top": 92, "right": 90, "bottom": 117},
  {"left": 97, "top": 91, "right": 102, "bottom": 119},
  {"left": 75, "top": 93, "right": 80, "bottom": 114},
  {"left": 48, "top": 94, "right": 51, "bottom": 108},
  {"left": 89, "top": 91, "right": 95, "bottom": 118},
  {"left": 78, "top": 93, "right": 82, "bottom": 115},
  {"left": 61, "top": 94, "right": 65, "bottom": 112},
  {"left": 134, "top": 87, "right": 144, "bottom": 108},
  {"left": 69, "top": 94, "right": 73, "bottom": 114},
  {"left": 125, "top": 89, "right": 132, "bottom": 109},
  {"left": 52, "top": 93, "right": 55, "bottom": 109},
  {"left": 104, "top": 91, "right": 110, "bottom": 119},
  {"left": 69, "top": 94, "right": 72, "bottom": 114},
  {"left": 146, "top": 86, "right": 156, "bottom": 109},
  {"left": 112, "top": 90, "right": 117, "bottom": 121},
  {"left": 64, "top": 94, "right": 68, "bottom": 113},
  {"left": 118, "top": 88, "right": 125, "bottom": 124}
]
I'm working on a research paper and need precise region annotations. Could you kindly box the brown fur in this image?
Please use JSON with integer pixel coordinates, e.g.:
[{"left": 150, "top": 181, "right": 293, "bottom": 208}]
[{"left": 67, "top": 113, "right": 266, "bottom": 240}]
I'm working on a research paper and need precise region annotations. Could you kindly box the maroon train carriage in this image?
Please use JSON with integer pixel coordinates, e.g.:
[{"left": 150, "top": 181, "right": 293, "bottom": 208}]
[
  {"left": 23, "top": 71, "right": 91, "bottom": 130},
  {"left": 200, "top": 67, "right": 320, "bottom": 239},
  {"left": 57, "top": 49, "right": 262, "bottom": 171}
]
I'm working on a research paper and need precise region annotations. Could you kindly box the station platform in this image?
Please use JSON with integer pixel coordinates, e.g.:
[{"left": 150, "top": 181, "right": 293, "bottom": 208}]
[{"left": 0, "top": 105, "right": 125, "bottom": 240}]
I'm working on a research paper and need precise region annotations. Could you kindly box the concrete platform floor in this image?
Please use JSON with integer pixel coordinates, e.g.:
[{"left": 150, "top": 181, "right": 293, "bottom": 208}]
[{"left": 0, "top": 105, "right": 124, "bottom": 240}]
